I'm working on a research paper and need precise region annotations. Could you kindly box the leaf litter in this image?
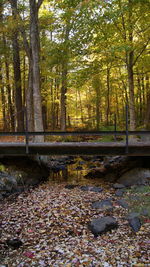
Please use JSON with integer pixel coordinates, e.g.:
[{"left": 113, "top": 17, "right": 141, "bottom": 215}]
[{"left": 0, "top": 180, "right": 150, "bottom": 267}]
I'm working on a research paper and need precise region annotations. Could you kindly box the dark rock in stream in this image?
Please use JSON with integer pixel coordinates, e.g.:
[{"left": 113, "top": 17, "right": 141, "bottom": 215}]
[
  {"left": 115, "top": 189, "right": 125, "bottom": 197},
  {"left": 65, "top": 185, "right": 78, "bottom": 189},
  {"left": 91, "top": 199, "right": 113, "bottom": 210},
  {"left": 117, "top": 199, "right": 129, "bottom": 209},
  {"left": 127, "top": 212, "right": 141, "bottom": 232},
  {"left": 6, "top": 239, "right": 23, "bottom": 249},
  {"left": 80, "top": 186, "right": 103, "bottom": 193},
  {"left": 113, "top": 183, "right": 125, "bottom": 189},
  {"left": 88, "top": 216, "right": 118, "bottom": 237}
]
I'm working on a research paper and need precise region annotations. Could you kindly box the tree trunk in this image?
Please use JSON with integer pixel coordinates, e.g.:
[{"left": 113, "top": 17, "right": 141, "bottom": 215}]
[
  {"left": 60, "top": 62, "right": 67, "bottom": 131},
  {"left": 29, "top": 0, "right": 44, "bottom": 141},
  {"left": 26, "top": 61, "right": 34, "bottom": 132},
  {"left": 10, "top": 0, "right": 24, "bottom": 131},
  {"left": 144, "top": 74, "right": 150, "bottom": 129},
  {"left": 3, "top": 35, "right": 15, "bottom": 131},
  {"left": 106, "top": 67, "right": 110, "bottom": 126},
  {"left": 60, "top": 23, "right": 70, "bottom": 131},
  {"left": 137, "top": 70, "right": 142, "bottom": 124},
  {"left": 92, "top": 75, "right": 101, "bottom": 130},
  {"left": 127, "top": 51, "right": 136, "bottom": 131},
  {"left": 0, "top": 60, "right": 7, "bottom": 130},
  {"left": 127, "top": 0, "right": 136, "bottom": 131}
]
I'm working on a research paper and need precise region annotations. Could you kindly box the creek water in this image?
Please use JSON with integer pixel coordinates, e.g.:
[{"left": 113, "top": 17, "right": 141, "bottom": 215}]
[
  {"left": 48, "top": 156, "right": 108, "bottom": 188},
  {"left": 0, "top": 156, "right": 108, "bottom": 191}
]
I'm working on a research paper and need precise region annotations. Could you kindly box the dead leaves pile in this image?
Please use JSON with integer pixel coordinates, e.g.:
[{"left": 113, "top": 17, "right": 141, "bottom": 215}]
[{"left": 0, "top": 181, "right": 150, "bottom": 267}]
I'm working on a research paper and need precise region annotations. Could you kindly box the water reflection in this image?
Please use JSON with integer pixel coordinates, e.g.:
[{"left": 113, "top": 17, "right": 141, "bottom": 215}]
[{"left": 48, "top": 156, "right": 104, "bottom": 186}]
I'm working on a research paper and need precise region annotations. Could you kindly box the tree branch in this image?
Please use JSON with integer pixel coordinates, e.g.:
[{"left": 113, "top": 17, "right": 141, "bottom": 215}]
[
  {"left": 133, "top": 38, "right": 150, "bottom": 66},
  {"left": 37, "top": 0, "right": 44, "bottom": 10}
]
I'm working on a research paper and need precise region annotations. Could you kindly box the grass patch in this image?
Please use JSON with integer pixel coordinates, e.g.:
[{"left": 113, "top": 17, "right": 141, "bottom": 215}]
[{"left": 125, "top": 185, "right": 150, "bottom": 218}]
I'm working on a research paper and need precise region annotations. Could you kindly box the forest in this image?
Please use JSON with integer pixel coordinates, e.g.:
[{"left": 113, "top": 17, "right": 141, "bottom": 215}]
[{"left": 0, "top": 0, "right": 150, "bottom": 134}]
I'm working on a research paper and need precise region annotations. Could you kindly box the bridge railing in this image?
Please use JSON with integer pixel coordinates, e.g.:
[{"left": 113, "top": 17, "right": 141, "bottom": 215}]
[
  {"left": 0, "top": 105, "right": 150, "bottom": 154},
  {"left": 0, "top": 130, "right": 150, "bottom": 154}
]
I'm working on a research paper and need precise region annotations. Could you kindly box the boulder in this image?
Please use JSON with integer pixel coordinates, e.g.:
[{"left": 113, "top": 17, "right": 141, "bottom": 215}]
[
  {"left": 127, "top": 212, "right": 141, "bottom": 232},
  {"left": 85, "top": 156, "right": 143, "bottom": 182},
  {"left": 113, "top": 183, "right": 125, "bottom": 189},
  {"left": 117, "top": 168, "right": 150, "bottom": 187},
  {"left": 88, "top": 216, "right": 118, "bottom": 237},
  {"left": 91, "top": 200, "right": 113, "bottom": 210},
  {"left": 0, "top": 172, "right": 17, "bottom": 192}
]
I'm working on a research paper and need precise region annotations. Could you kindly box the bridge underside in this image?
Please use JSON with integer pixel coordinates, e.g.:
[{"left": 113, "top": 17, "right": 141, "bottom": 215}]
[{"left": 0, "top": 142, "right": 150, "bottom": 156}]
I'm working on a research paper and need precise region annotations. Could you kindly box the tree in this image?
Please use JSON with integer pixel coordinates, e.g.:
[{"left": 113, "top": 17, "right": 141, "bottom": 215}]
[{"left": 10, "top": 0, "right": 24, "bottom": 131}]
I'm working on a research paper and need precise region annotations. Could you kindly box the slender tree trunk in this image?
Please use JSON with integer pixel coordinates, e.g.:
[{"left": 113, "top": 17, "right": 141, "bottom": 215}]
[
  {"left": 144, "top": 74, "right": 150, "bottom": 129},
  {"left": 60, "top": 23, "right": 70, "bottom": 131},
  {"left": 60, "top": 60, "right": 67, "bottom": 131},
  {"left": 5, "top": 61, "right": 15, "bottom": 131},
  {"left": 127, "top": 51, "right": 136, "bottom": 130},
  {"left": 26, "top": 61, "right": 34, "bottom": 132},
  {"left": 127, "top": 0, "right": 136, "bottom": 131},
  {"left": 106, "top": 67, "right": 110, "bottom": 126},
  {"left": 137, "top": 70, "right": 142, "bottom": 124},
  {"left": 29, "top": 0, "right": 44, "bottom": 140},
  {"left": 3, "top": 35, "right": 15, "bottom": 131},
  {"left": 92, "top": 75, "right": 101, "bottom": 130},
  {"left": 10, "top": 0, "right": 24, "bottom": 131},
  {"left": 78, "top": 89, "right": 84, "bottom": 123},
  {"left": 0, "top": 60, "right": 7, "bottom": 130}
]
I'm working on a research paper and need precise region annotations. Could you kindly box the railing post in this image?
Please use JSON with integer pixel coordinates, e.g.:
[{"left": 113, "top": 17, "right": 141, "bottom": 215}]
[
  {"left": 114, "top": 114, "right": 117, "bottom": 141},
  {"left": 24, "top": 107, "right": 29, "bottom": 154},
  {"left": 125, "top": 105, "right": 129, "bottom": 154}
]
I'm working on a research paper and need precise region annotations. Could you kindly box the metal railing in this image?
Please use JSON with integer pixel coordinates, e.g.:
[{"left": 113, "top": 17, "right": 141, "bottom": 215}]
[{"left": 0, "top": 105, "right": 149, "bottom": 155}]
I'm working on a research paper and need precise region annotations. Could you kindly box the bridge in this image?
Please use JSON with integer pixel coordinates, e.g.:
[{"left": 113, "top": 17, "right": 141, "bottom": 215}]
[{"left": 0, "top": 131, "right": 150, "bottom": 156}]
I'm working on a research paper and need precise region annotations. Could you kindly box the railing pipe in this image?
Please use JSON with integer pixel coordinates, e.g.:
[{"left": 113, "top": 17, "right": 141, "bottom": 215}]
[
  {"left": 125, "top": 105, "right": 129, "bottom": 153},
  {"left": 24, "top": 107, "right": 29, "bottom": 154},
  {"left": 114, "top": 114, "right": 117, "bottom": 142}
]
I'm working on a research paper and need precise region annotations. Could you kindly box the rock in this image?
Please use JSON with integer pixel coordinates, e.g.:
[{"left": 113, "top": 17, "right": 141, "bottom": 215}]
[
  {"left": 141, "top": 208, "right": 149, "bottom": 216},
  {"left": 0, "top": 172, "right": 17, "bottom": 192},
  {"left": 90, "top": 186, "right": 103, "bottom": 193},
  {"left": 115, "top": 189, "right": 125, "bottom": 197},
  {"left": 117, "top": 199, "right": 128, "bottom": 209},
  {"left": 113, "top": 183, "right": 125, "bottom": 189},
  {"left": 85, "top": 168, "right": 106, "bottom": 179},
  {"left": 80, "top": 186, "right": 103, "bottom": 193},
  {"left": 117, "top": 168, "right": 150, "bottom": 187},
  {"left": 91, "top": 200, "right": 113, "bottom": 210},
  {"left": 51, "top": 165, "right": 66, "bottom": 172},
  {"left": 6, "top": 238, "right": 23, "bottom": 249},
  {"left": 78, "top": 161, "right": 85, "bottom": 165},
  {"left": 65, "top": 185, "right": 78, "bottom": 189},
  {"left": 127, "top": 212, "right": 141, "bottom": 232},
  {"left": 88, "top": 216, "right": 118, "bottom": 237},
  {"left": 76, "top": 166, "right": 83, "bottom": 170},
  {"left": 0, "top": 194, "right": 3, "bottom": 200},
  {"left": 85, "top": 156, "right": 143, "bottom": 182}
]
